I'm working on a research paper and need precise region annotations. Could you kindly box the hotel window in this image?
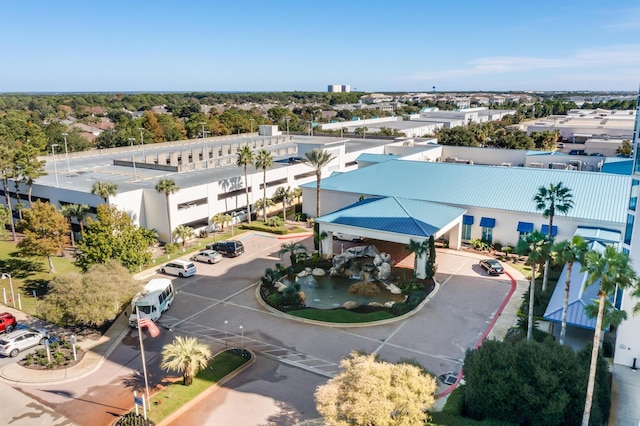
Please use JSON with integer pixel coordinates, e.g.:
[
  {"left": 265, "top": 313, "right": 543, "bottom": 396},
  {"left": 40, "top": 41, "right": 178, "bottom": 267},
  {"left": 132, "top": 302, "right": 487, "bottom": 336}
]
[
  {"left": 479, "top": 217, "right": 495, "bottom": 243},
  {"left": 630, "top": 179, "right": 639, "bottom": 211},
  {"left": 624, "top": 213, "right": 634, "bottom": 245},
  {"left": 517, "top": 222, "right": 533, "bottom": 240},
  {"left": 462, "top": 215, "right": 473, "bottom": 240}
]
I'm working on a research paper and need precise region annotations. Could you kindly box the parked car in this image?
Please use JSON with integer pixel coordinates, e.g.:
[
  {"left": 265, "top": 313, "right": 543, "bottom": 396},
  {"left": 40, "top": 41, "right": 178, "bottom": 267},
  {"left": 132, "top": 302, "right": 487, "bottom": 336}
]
[
  {"left": 479, "top": 259, "right": 504, "bottom": 275},
  {"left": 191, "top": 249, "right": 223, "bottom": 264},
  {"left": 161, "top": 259, "right": 197, "bottom": 277},
  {"left": 0, "top": 312, "right": 17, "bottom": 334},
  {"left": 0, "top": 328, "right": 49, "bottom": 357},
  {"left": 206, "top": 240, "right": 245, "bottom": 257},
  {"left": 332, "top": 232, "right": 364, "bottom": 242}
]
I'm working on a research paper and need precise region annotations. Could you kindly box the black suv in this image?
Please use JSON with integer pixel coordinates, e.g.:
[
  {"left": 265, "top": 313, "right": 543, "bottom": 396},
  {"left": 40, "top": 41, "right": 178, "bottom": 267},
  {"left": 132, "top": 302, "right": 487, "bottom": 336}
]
[{"left": 206, "top": 240, "right": 245, "bottom": 257}]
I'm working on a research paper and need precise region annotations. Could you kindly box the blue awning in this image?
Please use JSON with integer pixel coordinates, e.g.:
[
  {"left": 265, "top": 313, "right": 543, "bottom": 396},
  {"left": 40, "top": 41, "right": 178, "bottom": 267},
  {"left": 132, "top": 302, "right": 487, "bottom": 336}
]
[
  {"left": 462, "top": 215, "right": 474, "bottom": 225},
  {"left": 480, "top": 217, "right": 496, "bottom": 228},
  {"left": 517, "top": 222, "right": 534, "bottom": 233},
  {"left": 541, "top": 224, "right": 558, "bottom": 237}
]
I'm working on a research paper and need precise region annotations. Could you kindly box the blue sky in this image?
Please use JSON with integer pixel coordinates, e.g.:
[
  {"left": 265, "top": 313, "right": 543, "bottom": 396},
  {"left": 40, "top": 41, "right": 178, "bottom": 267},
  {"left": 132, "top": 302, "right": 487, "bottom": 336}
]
[{"left": 1, "top": 0, "right": 639, "bottom": 92}]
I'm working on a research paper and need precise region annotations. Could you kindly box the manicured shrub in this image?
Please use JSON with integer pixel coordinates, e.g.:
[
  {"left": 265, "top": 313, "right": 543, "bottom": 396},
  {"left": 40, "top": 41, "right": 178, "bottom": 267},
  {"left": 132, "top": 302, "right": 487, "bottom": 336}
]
[
  {"left": 266, "top": 292, "right": 283, "bottom": 308},
  {"left": 407, "top": 290, "right": 427, "bottom": 307},
  {"left": 390, "top": 302, "right": 411, "bottom": 316}
]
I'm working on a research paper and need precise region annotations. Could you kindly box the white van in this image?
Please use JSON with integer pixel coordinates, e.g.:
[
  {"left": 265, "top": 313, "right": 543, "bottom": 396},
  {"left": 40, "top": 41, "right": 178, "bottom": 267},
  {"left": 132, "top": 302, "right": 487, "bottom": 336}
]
[
  {"left": 161, "top": 259, "right": 197, "bottom": 277},
  {"left": 129, "top": 278, "right": 175, "bottom": 327}
]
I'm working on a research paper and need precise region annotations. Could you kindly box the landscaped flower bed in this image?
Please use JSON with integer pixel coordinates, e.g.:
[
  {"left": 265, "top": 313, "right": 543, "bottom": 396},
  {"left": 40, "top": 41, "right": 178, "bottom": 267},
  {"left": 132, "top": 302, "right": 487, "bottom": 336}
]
[{"left": 19, "top": 339, "right": 85, "bottom": 370}]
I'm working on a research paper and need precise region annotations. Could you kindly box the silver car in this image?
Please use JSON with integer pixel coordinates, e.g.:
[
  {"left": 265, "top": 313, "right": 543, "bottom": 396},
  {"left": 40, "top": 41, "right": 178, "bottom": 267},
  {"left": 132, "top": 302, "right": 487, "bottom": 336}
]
[
  {"left": 191, "top": 249, "right": 223, "bottom": 264},
  {"left": 0, "top": 328, "right": 50, "bottom": 357}
]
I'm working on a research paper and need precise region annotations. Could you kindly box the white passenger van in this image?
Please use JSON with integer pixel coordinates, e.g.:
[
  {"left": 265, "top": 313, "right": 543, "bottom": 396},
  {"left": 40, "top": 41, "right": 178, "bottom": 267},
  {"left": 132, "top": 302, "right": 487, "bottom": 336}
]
[{"left": 128, "top": 278, "right": 175, "bottom": 327}]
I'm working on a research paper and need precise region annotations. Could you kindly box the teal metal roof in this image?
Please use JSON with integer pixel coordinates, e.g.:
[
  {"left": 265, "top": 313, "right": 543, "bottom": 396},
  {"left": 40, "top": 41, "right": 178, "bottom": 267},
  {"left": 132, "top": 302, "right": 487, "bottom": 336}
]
[
  {"left": 526, "top": 150, "right": 569, "bottom": 157},
  {"left": 601, "top": 158, "right": 632, "bottom": 175},
  {"left": 302, "top": 159, "right": 630, "bottom": 224},
  {"left": 316, "top": 197, "right": 466, "bottom": 238},
  {"left": 355, "top": 153, "right": 398, "bottom": 163}
]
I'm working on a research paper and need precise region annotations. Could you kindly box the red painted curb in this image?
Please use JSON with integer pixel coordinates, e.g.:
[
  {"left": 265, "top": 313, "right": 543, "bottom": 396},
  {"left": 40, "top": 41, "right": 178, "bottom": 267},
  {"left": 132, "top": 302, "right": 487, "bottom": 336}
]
[
  {"left": 436, "top": 270, "right": 517, "bottom": 398},
  {"left": 277, "top": 232, "right": 314, "bottom": 239}
]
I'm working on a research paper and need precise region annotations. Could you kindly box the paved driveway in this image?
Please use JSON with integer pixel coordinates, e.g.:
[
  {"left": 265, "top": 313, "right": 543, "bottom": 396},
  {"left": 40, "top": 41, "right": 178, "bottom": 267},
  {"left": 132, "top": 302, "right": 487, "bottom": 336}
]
[{"left": 14, "top": 234, "right": 516, "bottom": 425}]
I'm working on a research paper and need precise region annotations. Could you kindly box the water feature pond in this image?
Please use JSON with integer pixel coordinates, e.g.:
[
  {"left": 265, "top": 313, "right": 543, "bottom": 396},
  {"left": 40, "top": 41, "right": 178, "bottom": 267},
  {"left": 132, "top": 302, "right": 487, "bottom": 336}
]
[{"left": 282, "top": 273, "right": 406, "bottom": 310}]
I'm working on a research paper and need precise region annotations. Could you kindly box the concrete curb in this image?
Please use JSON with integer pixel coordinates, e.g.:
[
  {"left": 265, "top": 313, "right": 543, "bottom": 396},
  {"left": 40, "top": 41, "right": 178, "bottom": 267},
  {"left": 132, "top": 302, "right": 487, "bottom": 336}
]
[{"left": 155, "top": 349, "right": 256, "bottom": 426}]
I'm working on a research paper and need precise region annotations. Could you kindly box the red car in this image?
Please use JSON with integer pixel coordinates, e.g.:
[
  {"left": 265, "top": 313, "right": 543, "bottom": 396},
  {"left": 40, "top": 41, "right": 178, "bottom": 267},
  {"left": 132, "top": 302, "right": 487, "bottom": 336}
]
[{"left": 0, "top": 312, "right": 17, "bottom": 334}]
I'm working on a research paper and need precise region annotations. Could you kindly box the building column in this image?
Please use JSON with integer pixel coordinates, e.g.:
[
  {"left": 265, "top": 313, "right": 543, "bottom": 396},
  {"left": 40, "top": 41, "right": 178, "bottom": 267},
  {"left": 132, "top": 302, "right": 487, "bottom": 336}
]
[
  {"left": 415, "top": 252, "right": 428, "bottom": 279},
  {"left": 449, "top": 222, "right": 462, "bottom": 250},
  {"left": 319, "top": 225, "right": 333, "bottom": 259}
]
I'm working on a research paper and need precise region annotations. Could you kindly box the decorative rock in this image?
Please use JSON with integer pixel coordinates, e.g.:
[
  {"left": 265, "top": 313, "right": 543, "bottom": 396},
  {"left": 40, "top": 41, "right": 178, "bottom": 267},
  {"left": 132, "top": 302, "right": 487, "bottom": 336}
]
[
  {"left": 343, "top": 301, "right": 358, "bottom": 310},
  {"left": 384, "top": 301, "right": 395, "bottom": 308},
  {"left": 386, "top": 284, "right": 402, "bottom": 294},
  {"left": 376, "top": 263, "right": 391, "bottom": 281},
  {"left": 305, "top": 267, "right": 312, "bottom": 273},
  {"left": 297, "top": 270, "right": 309, "bottom": 277},
  {"left": 368, "top": 302, "right": 384, "bottom": 307},
  {"left": 312, "top": 268, "right": 326, "bottom": 276},
  {"left": 373, "top": 255, "right": 383, "bottom": 266}
]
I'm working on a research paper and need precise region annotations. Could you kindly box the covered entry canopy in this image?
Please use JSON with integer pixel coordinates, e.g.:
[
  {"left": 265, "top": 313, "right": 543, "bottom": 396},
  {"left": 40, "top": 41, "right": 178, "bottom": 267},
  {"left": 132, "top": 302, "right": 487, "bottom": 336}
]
[{"left": 316, "top": 196, "right": 466, "bottom": 249}]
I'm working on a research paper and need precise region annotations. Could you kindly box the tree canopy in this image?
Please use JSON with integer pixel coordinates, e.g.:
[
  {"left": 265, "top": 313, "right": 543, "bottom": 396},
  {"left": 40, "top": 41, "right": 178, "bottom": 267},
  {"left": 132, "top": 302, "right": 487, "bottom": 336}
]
[
  {"left": 75, "top": 204, "right": 152, "bottom": 272},
  {"left": 315, "top": 352, "right": 437, "bottom": 425}
]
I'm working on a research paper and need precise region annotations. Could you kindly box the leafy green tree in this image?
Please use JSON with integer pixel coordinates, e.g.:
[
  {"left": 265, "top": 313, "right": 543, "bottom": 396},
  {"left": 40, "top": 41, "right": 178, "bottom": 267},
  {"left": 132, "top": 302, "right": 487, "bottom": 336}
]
[
  {"left": 161, "top": 336, "right": 212, "bottom": 386},
  {"left": 0, "top": 145, "right": 17, "bottom": 240},
  {"left": 534, "top": 182, "right": 574, "bottom": 291},
  {"left": 15, "top": 143, "right": 46, "bottom": 205},
  {"left": 516, "top": 230, "right": 550, "bottom": 341},
  {"left": 616, "top": 140, "right": 632, "bottom": 157},
  {"left": 40, "top": 260, "right": 139, "bottom": 326},
  {"left": 464, "top": 339, "right": 609, "bottom": 426},
  {"left": 17, "top": 201, "right": 70, "bottom": 273},
  {"left": 303, "top": 148, "right": 335, "bottom": 218},
  {"left": 236, "top": 145, "right": 255, "bottom": 223},
  {"left": 551, "top": 236, "right": 588, "bottom": 345},
  {"left": 155, "top": 178, "right": 179, "bottom": 242},
  {"left": 75, "top": 204, "right": 152, "bottom": 272},
  {"left": 426, "top": 235, "right": 437, "bottom": 278},
  {"left": 157, "top": 114, "right": 187, "bottom": 141},
  {"left": 580, "top": 246, "right": 638, "bottom": 426},
  {"left": 254, "top": 149, "right": 273, "bottom": 219},
  {"left": 173, "top": 224, "right": 194, "bottom": 247},
  {"left": 315, "top": 352, "right": 437, "bottom": 425},
  {"left": 0, "top": 205, "right": 10, "bottom": 240},
  {"left": 277, "top": 241, "right": 307, "bottom": 266},
  {"left": 91, "top": 181, "right": 118, "bottom": 203},
  {"left": 292, "top": 187, "right": 303, "bottom": 206}
]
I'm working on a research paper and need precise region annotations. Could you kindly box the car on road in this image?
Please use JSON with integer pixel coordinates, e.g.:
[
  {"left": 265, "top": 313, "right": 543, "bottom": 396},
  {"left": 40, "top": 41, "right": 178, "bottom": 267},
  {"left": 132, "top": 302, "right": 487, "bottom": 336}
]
[
  {"left": 206, "top": 240, "right": 245, "bottom": 257},
  {"left": 0, "top": 328, "right": 49, "bottom": 357},
  {"left": 191, "top": 249, "right": 223, "bottom": 264},
  {"left": 479, "top": 259, "right": 504, "bottom": 275},
  {"left": 0, "top": 312, "right": 17, "bottom": 334},
  {"left": 332, "top": 232, "right": 364, "bottom": 242},
  {"left": 161, "top": 259, "right": 197, "bottom": 277}
]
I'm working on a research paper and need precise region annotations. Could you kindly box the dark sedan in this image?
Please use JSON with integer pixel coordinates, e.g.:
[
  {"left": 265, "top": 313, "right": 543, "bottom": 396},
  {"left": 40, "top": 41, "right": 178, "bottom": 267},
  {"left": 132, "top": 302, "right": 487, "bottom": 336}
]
[{"left": 479, "top": 259, "right": 504, "bottom": 275}]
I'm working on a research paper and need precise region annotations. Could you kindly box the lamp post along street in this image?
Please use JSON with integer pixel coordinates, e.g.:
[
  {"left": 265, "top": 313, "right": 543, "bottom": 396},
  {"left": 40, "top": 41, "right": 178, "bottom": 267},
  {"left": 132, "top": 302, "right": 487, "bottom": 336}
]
[
  {"left": 224, "top": 320, "right": 228, "bottom": 348},
  {"left": 51, "top": 144, "right": 59, "bottom": 187},
  {"left": 2, "top": 273, "right": 15, "bottom": 308},
  {"left": 138, "top": 128, "right": 145, "bottom": 159},
  {"left": 249, "top": 118, "right": 254, "bottom": 134},
  {"left": 128, "top": 138, "right": 137, "bottom": 180},
  {"left": 62, "top": 132, "right": 71, "bottom": 173},
  {"left": 239, "top": 325, "right": 244, "bottom": 352},
  {"left": 284, "top": 116, "right": 290, "bottom": 140}
]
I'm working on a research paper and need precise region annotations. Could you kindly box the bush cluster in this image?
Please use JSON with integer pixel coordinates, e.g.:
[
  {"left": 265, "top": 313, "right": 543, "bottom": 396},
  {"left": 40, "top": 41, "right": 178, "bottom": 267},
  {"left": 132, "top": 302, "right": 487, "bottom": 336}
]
[{"left": 240, "top": 222, "right": 289, "bottom": 234}]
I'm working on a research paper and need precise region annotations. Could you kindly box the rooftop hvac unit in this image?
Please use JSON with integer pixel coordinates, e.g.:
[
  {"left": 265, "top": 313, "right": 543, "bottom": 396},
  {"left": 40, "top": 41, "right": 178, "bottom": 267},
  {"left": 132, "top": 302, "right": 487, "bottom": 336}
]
[
  {"left": 530, "top": 162, "right": 545, "bottom": 168},
  {"left": 501, "top": 162, "right": 512, "bottom": 167},
  {"left": 568, "top": 160, "right": 583, "bottom": 170},
  {"left": 444, "top": 156, "right": 458, "bottom": 163},
  {"left": 551, "top": 163, "right": 570, "bottom": 170}
]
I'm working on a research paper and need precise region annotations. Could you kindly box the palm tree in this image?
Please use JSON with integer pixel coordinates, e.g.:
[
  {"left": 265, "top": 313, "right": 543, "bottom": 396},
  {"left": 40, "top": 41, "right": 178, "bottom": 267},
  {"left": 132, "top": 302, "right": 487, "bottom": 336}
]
[
  {"left": 173, "top": 224, "right": 194, "bottom": 247},
  {"left": 406, "top": 239, "right": 429, "bottom": 278},
  {"left": 580, "top": 246, "right": 638, "bottom": 426},
  {"left": 303, "top": 149, "right": 335, "bottom": 218},
  {"left": 278, "top": 241, "right": 308, "bottom": 266},
  {"left": 551, "top": 236, "right": 588, "bottom": 345},
  {"left": 254, "top": 149, "right": 273, "bottom": 220},
  {"left": 293, "top": 187, "right": 303, "bottom": 206},
  {"left": 274, "top": 186, "right": 294, "bottom": 222},
  {"left": 534, "top": 182, "right": 574, "bottom": 291},
  {"left": 155, "top": 179, "right": 179, "bottom": 242},
  {"left": 60, "top": 204, "right": 84, "bottom": 247},
  {"left": 516, "top": 231, "right": 549, "bottom": 341},
  {"left": 254, "top": 198, "right": 275, "bottom": 219},
  {"left": 212, "top": 213, "right": 225, "bottom": 231},
  {"left": 91, "top": 181, "right": 118, "bottom": 204},
  {"left": 15, "top": 144, "right": 46, "bottom": 206},
  {"left": 236, "top": 145, "right": 255, "bottom": 224},
  {"left": 160, "top": 336, "right": 212, "bottom": 386}
]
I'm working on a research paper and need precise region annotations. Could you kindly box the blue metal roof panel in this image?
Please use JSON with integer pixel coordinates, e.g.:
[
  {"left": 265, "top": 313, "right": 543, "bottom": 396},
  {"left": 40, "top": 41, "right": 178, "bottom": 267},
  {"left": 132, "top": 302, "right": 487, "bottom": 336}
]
[
  {"left": 356, "top": 153, "right": 398, "bottom": 163},
  {"left": 575, "top": 227, "right": 621, "bottom": 244},
  {"left": 302, "top": 160, "right": 630, "bottom": 224},
  {"left": 601, "top": 159, "right": 632, "bottom": 175},
  {"left": 316, "top": 196, "right": 466, "bottom": 238}
]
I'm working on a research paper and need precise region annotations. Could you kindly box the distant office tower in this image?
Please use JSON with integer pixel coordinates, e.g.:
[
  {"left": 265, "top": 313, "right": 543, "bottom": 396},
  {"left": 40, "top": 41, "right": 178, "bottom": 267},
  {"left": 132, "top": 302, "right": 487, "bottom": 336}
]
[
  {"left": 341, "top": 85, "right": 350, "bottom": 93},
  {"left": 328, "top": 84, "right": 342, "bottom": 93}
]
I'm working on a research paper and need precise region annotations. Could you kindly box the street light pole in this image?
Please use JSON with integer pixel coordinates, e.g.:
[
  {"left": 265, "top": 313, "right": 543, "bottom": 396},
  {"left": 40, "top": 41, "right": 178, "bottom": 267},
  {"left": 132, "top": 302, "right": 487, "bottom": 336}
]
[
  {"left": 128, "top": 138, "right": 137, "bottom": 181},
  {"left": 1, "top": 273, "right": 15, "bottom": 308},
  {"left": 249, "top": 119, "right": 254, "bottom": 134},
  {"left": 239, "top": 325, "right": 244, "bottom": 352},
  {"left": 62, "top": 133, "right": 70, "bottom": 173},
  {"left": 285, "top": 116, "right": 290, "bottom": 140},
  {"left": 51, "top": 144, "right": 59, "bottom": 187},
  {"left": 138, "top": 128, "right": 145, "bottom": 159},
  {"left": 224, "top": 320, "right": 228, "bottom": 349}
]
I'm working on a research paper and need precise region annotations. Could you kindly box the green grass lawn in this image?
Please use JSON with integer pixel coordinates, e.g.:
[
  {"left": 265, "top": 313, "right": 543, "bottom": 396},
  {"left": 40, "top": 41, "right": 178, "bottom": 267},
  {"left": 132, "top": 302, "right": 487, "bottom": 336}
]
[
  {"left": 288, "top": 308, "right": 395, "bottom": 323},
  {"left": 0, "top": 240, "right": 80, "bottom": 317},
  {"left": 147, "top": 351, "right": 249, "bottom": 424}
]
